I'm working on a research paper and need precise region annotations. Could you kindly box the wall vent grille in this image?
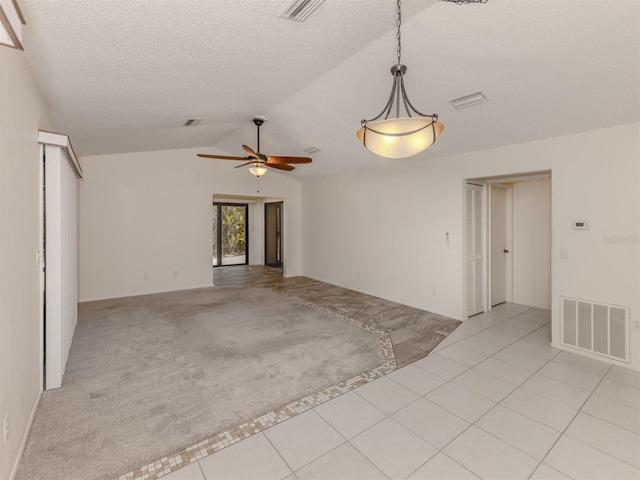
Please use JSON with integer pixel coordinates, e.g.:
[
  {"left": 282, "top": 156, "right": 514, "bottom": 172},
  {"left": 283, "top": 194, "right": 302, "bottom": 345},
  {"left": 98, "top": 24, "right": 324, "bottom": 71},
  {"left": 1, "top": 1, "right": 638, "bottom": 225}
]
[{"left": 560, "top": 296, "right": 629, "bottom": 363}]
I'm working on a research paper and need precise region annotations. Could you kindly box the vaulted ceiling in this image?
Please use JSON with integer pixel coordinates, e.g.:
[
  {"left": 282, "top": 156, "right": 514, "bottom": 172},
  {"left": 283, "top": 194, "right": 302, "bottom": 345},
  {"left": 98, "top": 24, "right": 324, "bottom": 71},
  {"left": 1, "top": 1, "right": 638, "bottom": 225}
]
[{"left": 19, "top": 0, "right": 640, "bottom": 181}]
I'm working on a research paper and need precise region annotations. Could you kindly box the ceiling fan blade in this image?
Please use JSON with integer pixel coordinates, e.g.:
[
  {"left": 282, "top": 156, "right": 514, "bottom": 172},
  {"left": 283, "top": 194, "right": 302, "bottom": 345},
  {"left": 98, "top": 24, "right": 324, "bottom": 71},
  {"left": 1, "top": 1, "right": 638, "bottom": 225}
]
[
  {"left": 197, "top": 154, "right": 250, "bottom": 161},
  {"left": 267, "top": 155, "right": 312, "bottom": 164},
  {"left": 234, "top": 161, "right": 254, "bottom": 169},
  {"left": 242, "top": 144, "right": 261, "bottom": 159},
  {"left": 267, "top": 163, "right": 295, "bottom": 171}
]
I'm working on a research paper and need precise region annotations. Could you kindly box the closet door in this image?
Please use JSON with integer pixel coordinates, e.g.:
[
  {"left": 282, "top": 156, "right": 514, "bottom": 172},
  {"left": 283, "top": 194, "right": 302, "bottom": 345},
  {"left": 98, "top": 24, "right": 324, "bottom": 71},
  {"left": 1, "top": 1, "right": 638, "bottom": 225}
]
[
  {"left": 466, "top": 184, "right": 484, "bottom": 316},
  {"left": 40, "top": 135, "right": 80, "bottom": 390}
]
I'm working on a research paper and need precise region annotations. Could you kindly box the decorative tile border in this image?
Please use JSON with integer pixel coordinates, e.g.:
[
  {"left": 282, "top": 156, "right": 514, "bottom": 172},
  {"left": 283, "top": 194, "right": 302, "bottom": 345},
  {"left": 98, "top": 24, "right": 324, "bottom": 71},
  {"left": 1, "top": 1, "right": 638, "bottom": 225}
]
[
  {"left": 117, "top": 287, "right": 398, "bottom": 480},
  {"left": 116, "top": 281, "right": 461, "bottom": 479},
  {"left": 117, "top": 366, "right": 393, "bottom": 480}
]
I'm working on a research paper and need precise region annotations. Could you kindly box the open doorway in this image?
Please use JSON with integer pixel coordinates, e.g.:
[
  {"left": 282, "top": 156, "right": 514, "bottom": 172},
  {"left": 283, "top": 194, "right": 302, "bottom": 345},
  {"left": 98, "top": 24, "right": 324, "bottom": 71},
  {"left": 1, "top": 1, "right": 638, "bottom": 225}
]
[
  {"left": 465, "top": 171, "right": 552, "bottom": 318},
  {"left": 490, "top": 184, "right": 512, "bottom": 307},
  {"left": 264, "top": 201, "right": 283, "bottom": 268}
]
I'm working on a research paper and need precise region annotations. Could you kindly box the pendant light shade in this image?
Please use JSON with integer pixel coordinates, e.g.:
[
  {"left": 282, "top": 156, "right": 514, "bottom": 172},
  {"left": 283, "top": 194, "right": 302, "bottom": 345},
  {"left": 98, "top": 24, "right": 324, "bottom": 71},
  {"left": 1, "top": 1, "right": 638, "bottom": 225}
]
[
  {"left": 356, "top": 116, "right": 444, "bottom": 159},
  {"left": 357, "top": 0, "right": 443, "bottom": 158}
]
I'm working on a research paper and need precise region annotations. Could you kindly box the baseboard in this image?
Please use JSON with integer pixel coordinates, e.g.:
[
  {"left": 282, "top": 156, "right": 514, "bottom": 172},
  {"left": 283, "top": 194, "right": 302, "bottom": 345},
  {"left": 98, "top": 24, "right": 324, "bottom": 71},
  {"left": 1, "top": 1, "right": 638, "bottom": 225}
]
[
  {"left": 9, "top": 388, "right": 42, "bottom": 480},
  {"left": 551, "top": 341, "right": 639, "bottom": 372},
  {"left": 78, "top": 284, "right": 215, "bottom": 303},
  {"left": 302, "top": 273, "right": 461, "bottom": 321}
]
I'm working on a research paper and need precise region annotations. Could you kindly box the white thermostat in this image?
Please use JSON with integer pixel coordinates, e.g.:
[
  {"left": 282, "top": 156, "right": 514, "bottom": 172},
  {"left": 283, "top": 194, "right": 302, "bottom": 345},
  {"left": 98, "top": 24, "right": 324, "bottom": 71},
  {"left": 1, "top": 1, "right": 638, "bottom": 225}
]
[{"left": 571, "top": 220, "right": 590, "bottom": 230}]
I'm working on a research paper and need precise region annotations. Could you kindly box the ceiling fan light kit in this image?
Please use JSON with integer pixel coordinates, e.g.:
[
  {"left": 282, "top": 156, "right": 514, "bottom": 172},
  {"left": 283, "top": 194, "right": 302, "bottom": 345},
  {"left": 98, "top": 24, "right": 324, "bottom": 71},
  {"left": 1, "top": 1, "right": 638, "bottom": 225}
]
[{"left": 248, "top": 164, "right": 268, "bottom": 177}]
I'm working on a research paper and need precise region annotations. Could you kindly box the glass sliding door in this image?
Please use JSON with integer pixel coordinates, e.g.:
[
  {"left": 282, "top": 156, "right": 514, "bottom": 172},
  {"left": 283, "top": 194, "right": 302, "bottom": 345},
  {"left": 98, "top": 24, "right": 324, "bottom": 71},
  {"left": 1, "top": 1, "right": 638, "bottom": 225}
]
[{"left": 213, "top": 203, "right": 248, "bottom": 267}]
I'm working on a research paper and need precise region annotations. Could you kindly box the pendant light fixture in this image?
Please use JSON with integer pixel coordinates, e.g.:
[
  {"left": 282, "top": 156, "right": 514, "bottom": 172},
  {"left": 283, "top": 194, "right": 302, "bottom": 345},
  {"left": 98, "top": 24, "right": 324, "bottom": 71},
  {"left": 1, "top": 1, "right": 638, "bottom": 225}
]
[{"left": 356, "top": 0, "right": 444, "bottom": 158}]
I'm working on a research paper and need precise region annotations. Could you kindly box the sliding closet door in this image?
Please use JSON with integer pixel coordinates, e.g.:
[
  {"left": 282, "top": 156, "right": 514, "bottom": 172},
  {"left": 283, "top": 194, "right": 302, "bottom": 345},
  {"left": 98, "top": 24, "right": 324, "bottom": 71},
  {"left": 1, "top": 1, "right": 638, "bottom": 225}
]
[
  {"left": 44, "top": 144, "right": 79, "bottom": 390},
  {"left": 466, "top": 183, "right": 485, "bottom": 316}
]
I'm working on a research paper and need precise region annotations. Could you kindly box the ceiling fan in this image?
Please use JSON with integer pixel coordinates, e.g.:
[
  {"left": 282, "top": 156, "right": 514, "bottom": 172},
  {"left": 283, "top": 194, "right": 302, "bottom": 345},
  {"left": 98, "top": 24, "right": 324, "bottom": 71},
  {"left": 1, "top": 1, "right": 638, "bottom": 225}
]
[{"left": 197, "top": 118, "right": 312, "bottom": 177}]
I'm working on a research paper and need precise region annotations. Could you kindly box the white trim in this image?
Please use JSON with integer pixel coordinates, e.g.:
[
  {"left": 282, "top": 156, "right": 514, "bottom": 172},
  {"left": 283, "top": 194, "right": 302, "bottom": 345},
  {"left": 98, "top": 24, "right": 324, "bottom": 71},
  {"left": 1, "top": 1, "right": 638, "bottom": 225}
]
[
  {"left": 487, "top": 184, "right": 514, "bottom": 309},
  {"left": 482, "top": 172, "right": 551, "bottom": 184},
  {"left": 8, "top": 390, "right": 41, "bottom": 480},
  {"left": 461, "top": 180, "right": 469, "bottom": 320},
  {"left": 505, "top": 187, "right": 514, "bottom": 303},
  {"left": 0, "top": 0, "right": 24, "bottom": 50},
  {"left": 38, "top": 143, "right": 45, "bottom": 395},
  {"left": 38, "top": 131, "right": 83, "bottom": 178},
  {"left": 484, "top": 183, "right": 492, "bottom": 311}
]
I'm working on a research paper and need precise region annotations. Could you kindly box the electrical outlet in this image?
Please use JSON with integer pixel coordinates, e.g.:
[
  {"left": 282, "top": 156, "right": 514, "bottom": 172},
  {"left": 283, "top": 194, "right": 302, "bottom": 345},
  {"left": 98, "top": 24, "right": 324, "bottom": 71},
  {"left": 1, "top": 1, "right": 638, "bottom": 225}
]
[
  {"left": 3, "top": 414, "right": 9, "bottom": 442},
  {"left": 432, "top": 288, "right": 437, "bottom": 296},
  {"left": 143, "top": 274, "right": 149, "bottom": 280},
  {"left": 173, "top": 271, "right": 178, "bottom": 278},
  {"left": 633, "top": 319, "right": 640, "bottom": 331}
]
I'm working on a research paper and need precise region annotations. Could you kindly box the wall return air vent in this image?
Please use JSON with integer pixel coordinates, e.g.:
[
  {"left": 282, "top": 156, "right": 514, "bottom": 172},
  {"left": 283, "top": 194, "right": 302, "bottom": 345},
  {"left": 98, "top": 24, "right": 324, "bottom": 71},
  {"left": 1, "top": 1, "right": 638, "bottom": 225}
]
[
  {"left": 279, "top": 0, "right": 326, "bottom": 22},
  {"left": 560, "top": 296, "right": 630, "bottom": 363}
]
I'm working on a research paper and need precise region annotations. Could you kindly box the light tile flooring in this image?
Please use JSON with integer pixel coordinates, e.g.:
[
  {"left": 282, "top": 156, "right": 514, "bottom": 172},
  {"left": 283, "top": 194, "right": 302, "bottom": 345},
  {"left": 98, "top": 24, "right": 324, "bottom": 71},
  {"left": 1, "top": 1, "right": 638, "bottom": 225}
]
[{"left": 162, "top": 301, "right": 640, "bottom": 480}]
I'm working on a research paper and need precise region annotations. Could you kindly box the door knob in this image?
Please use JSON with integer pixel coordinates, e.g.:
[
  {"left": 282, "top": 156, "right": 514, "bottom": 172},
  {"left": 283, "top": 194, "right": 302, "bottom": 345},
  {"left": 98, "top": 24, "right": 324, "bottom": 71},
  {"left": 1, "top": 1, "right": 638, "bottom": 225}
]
[{"left": 503, "top": 249, "right": 509, "bottom": 253}]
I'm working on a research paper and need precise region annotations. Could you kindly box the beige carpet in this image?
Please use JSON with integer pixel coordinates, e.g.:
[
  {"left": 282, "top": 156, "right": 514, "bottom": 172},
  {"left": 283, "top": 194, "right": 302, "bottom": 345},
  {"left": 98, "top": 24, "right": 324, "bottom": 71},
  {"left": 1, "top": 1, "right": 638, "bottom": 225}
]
[{"left": 17, "top": 287, "right": 383, "bottom": 480}]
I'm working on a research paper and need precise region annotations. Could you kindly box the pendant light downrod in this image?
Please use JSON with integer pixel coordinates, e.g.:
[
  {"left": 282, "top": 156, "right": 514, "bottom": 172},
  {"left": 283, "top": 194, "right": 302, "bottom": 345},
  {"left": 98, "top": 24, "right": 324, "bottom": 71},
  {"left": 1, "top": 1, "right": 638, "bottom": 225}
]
[{"left": 356, "top": 0, "right": 444, "bottom": 159}]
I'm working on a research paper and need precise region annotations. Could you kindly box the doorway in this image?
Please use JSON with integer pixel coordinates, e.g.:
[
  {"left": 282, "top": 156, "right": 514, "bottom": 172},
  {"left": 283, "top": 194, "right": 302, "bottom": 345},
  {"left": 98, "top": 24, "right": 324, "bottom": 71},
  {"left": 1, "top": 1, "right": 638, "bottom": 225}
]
[
  {"left": 465, "top": 171, "right": 552, "bottom": 318},
  {"left": 490, "top": 185, "right": 512, "bottom": 306},
  {"left": 264, "top": 202, "right": 283, "bottom": 268},
  {"left": 213, "top": 203, "right": 249, "bottom": 267}
]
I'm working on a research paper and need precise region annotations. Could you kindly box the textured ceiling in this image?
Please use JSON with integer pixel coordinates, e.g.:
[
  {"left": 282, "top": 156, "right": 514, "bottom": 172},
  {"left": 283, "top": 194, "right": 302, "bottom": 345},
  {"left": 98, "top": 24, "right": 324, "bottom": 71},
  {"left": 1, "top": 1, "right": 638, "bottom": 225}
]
[{"left": 19, "top": 0, "right": 640, "bottom": 181}]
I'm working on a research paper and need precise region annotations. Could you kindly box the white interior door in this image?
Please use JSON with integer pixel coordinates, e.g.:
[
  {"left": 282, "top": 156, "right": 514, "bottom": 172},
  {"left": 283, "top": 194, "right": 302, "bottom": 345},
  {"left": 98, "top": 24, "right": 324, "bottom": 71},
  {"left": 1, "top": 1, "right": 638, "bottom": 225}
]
[
  {"left": 491, "top": 186, "right": 507, "bottom": 306},
  {"left": 466, "top": 184, "right": 484, "bottom": 316}
]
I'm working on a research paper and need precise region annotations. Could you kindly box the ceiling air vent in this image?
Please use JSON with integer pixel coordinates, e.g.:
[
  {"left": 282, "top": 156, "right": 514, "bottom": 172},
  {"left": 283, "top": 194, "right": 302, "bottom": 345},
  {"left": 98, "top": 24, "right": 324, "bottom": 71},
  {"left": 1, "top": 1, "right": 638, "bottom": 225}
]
[
  {"left": 184, "top": 118, "right": 202, "bottom": 126},
  {"left": 303, "top": 147, "right": 320, "bottom": 154},
  {"left": 450, "top": 92, "right": 488, "bottom": 109},
  {"left": 279, "top": 0, "right": 326, "bottom": 22},
  {"left": 440, "top": 0, "right": 488, "bottom": 4}
]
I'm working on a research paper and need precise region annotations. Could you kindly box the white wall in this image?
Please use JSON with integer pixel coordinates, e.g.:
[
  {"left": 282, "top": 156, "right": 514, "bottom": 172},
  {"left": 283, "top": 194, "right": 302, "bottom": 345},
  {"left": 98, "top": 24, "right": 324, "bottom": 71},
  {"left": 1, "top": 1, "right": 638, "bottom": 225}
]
[
  {"left": 512, "top": 178, "right": 551, "bottom": 309},
  {"left": 0, "top": 48, "right": 56, "bottom": 479},
  {"left": 78, "top": 149, "right": 302, "bottom": 301},
  {"left": 302, "top": 123, "right": 639, "bottom": 369}
]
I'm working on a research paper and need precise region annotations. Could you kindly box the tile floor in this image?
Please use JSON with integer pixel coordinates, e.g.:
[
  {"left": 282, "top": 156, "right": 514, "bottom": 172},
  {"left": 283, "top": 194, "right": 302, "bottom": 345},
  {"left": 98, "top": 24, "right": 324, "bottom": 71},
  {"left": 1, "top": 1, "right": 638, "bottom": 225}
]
[
  {"left": 161, "top": 301, "right": 640, "bottom": 480},
  {"left": 213, "top": 266, "right": 461, "bottom": 367}
]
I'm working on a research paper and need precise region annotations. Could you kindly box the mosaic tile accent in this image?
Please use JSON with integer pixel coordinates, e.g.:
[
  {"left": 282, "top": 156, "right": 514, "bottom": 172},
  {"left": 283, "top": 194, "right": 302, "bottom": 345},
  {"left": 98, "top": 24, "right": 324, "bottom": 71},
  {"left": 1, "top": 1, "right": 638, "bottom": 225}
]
[
  {"left": 116, "top": 267, "right": 459, "bottom": 480},
  {"left": 118, "top": 364, "right": 393, "bottom": 480}
]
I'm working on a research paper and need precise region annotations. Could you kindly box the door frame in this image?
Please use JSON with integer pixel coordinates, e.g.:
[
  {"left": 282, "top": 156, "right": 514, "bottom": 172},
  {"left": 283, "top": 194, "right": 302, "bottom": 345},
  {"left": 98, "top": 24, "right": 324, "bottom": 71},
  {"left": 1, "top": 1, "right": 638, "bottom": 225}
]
[
  {"left": 264, "top": 201, "right": 284, "bottom": 268},
  {"left": 464, "top": 171, "right": 551, "bottom": 319},
  {"left": 488, "top": 184, "right": 514, "bottom": 308},
  {"left": 212, "top": 202, "right": 249, "bottom": 268}
]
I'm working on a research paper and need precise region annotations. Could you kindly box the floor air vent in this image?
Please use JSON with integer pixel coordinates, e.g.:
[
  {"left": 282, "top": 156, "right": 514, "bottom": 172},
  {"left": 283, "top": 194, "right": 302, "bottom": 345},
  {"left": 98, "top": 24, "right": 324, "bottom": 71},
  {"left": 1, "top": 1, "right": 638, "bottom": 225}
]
[{"left": 560, "top": 296, "right": 630, "bottom": 363}]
